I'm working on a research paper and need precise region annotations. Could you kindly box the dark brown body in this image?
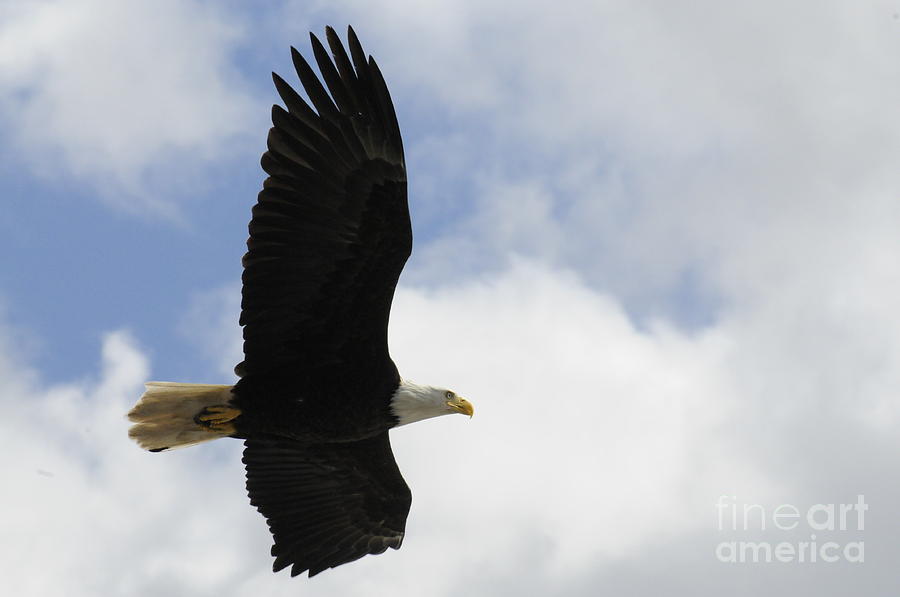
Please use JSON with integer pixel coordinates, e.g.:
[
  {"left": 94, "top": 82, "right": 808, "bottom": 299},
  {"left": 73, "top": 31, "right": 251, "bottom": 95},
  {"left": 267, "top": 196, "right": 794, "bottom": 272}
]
[{"left": 230, "top": 364, "right": 401, "bottom": 443}]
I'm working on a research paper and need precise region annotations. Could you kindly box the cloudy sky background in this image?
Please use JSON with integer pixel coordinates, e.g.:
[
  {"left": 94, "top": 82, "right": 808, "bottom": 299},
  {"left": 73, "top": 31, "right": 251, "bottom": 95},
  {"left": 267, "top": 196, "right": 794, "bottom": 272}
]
[{"left": 2, "top": 0, "right": 899, "bottom": 594}]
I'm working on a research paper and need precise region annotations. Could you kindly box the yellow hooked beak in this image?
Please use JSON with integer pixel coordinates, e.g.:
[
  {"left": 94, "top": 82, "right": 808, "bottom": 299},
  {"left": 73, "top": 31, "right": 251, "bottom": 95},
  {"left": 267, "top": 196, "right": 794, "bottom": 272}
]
[{"left": 447, "top": 396, "right": 475, "bottom": 418}]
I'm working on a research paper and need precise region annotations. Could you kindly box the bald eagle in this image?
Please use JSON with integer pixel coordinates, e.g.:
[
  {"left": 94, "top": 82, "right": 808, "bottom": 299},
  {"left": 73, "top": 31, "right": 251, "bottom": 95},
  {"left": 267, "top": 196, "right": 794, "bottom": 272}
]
[{"left": 127, "top": 26, "right": 473, "bottom": 578}]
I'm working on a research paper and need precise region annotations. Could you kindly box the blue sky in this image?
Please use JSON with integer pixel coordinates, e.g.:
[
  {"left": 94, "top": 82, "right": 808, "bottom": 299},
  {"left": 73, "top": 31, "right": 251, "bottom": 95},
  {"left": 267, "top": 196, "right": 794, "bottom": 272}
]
[{"left": 3, "top": 1, "right": 900, "bottom": 595}]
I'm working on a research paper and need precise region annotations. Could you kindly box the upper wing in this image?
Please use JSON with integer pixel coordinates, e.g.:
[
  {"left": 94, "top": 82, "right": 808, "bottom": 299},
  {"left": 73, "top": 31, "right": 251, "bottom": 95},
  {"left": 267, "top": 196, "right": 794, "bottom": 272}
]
[
  {"left": 243, "top": 432, "right": 412, "bottom": 577},
  {"left": 237, "top": 26, "right": 409, "bottom": 380}
]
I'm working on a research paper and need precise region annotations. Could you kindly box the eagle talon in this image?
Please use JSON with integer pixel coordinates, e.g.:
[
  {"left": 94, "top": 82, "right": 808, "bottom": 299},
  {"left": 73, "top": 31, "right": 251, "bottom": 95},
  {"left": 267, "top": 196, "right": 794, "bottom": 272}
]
[{"left": 195, "top": 404, "right": 242, "bottom": 429}]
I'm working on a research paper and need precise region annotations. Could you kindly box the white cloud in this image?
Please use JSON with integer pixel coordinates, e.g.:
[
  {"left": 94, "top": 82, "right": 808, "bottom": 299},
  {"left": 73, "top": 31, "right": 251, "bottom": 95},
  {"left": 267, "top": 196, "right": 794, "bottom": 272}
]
[
  {"left": 0, "top": 0, "right": 258, "bottom": 216},
  {"left": 4, "top": 250, "right": 900, "bottom": 594},
  {"left": 1, "top": 270, "right": 728, "bottom": 594},
  {"left": 303, "top": 0, "right": 900, "bottom": 324},
  {"left": 388, "top": 262, "right": 747, "bottom": 573},
  {"left": 1, "top": 330, "right": 263, "bottom": 595}
]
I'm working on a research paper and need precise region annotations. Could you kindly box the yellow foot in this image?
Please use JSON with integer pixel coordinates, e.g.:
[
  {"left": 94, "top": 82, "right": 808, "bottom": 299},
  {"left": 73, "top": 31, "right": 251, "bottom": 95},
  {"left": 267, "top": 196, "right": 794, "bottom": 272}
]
[{"left": 195, "top": 404, "right": 241, "bottom": 434}]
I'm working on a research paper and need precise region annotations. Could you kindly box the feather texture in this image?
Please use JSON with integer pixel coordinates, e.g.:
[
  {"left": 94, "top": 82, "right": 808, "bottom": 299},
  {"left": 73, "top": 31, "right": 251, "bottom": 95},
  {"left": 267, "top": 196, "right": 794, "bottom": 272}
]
[
  {"left": 235, "top": 25, "right": 408, "bottom": 390},
  {"left": 243, "top": 432, "right": 410, "bottom": 577}
]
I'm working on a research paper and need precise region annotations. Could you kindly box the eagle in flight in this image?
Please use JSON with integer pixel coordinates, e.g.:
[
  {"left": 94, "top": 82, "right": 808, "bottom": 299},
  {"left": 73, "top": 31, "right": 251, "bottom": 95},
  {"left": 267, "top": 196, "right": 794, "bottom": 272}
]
[{"left": 127, "top": 25, "right": 474, "bottom": 578}]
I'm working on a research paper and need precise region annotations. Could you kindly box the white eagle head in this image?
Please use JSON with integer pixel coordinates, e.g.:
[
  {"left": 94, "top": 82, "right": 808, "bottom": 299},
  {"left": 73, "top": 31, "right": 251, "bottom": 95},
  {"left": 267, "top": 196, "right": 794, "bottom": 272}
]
[{"left": 390, "top": 380, "right": 474, "bottom": 427}]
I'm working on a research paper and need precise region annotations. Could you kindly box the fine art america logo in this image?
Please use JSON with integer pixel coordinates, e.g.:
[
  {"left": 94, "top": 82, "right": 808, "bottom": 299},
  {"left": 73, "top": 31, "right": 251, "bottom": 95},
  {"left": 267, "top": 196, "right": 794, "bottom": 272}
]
[{"left": 715, "top": 495, "right": 866, "bottom": 564}]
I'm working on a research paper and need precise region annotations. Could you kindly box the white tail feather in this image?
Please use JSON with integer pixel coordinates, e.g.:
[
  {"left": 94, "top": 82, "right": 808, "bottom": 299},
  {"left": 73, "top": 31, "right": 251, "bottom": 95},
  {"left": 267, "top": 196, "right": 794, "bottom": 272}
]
[{"left": 127, "top": 382, "right": 235, "bottom": 452}]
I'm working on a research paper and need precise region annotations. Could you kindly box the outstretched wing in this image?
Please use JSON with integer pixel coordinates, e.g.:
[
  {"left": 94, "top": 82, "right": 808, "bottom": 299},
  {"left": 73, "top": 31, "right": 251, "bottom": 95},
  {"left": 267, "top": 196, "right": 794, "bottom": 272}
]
[
  {"left": 236, "top": 26, "right": 408, "bottom": 381},
  {"left": 243, "top": 432, "right": 412, "bottom": 577}
]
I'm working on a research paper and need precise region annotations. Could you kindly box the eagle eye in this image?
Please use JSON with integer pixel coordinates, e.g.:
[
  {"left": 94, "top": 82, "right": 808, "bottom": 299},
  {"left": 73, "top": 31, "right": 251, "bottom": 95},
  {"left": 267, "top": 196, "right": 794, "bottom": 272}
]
[{"left": 445, "top": 390, "right": 455, "bottom": 400}]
